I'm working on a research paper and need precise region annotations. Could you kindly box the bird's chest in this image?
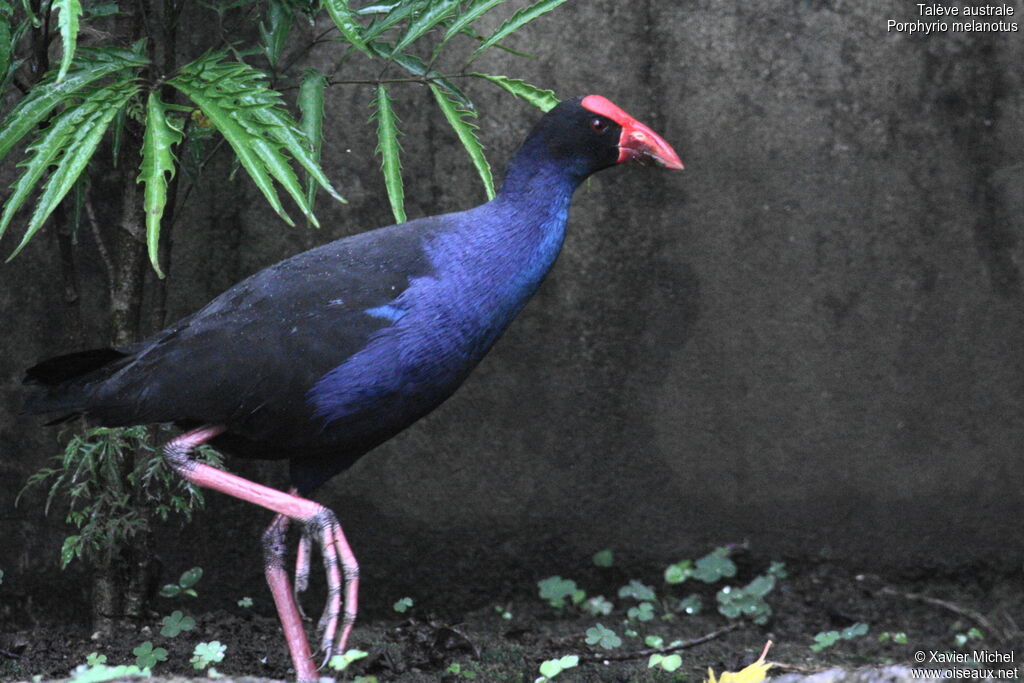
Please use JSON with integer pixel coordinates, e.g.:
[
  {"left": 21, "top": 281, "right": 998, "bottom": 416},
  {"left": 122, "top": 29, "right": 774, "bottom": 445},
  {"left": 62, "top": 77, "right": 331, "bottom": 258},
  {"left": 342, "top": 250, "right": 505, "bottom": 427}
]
[{"left": 308, "top": 213, "right": 566, "bottom": 429}]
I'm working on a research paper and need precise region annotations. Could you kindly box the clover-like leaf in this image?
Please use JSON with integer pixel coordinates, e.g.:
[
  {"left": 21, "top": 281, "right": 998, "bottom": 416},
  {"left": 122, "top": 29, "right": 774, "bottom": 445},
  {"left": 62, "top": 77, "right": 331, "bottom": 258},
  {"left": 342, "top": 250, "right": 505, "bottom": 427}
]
[
  {"left": 617, "top": 579, "right": 656, "bottom": 602},
  {"left": 537, "top": 575, "right": 579, "bottom": 608},
  {"left": 160, "top": 609, "right": 196, "bottom": 637},
  {"left": 190, "top": 641, "right": 226, "bottom": 670},
  {"left": 328, "top": 648, "right": 369, "bottom": 672},
  {"left": 584, "top": 623, "right": 621, "bottom": 650},
  {"left": 132, "top": 641, "right": 168, "bottom": 669},
  {"left": 694, "top": 547, "right": 737, "bottom": 583},
  {"left": 627, "top": 601, "right": 655, "bottom": 622},
  {"left": 650, "top": 653, "right": 683, "bottom": 672}
]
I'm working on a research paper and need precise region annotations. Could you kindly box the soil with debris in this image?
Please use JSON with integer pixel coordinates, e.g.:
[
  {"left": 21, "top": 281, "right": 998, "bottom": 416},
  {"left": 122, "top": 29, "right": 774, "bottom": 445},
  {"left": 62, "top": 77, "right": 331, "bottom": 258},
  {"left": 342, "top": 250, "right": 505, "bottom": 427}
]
[{"left": 1, "top": 554, "right": 1021, "bottom": 682}]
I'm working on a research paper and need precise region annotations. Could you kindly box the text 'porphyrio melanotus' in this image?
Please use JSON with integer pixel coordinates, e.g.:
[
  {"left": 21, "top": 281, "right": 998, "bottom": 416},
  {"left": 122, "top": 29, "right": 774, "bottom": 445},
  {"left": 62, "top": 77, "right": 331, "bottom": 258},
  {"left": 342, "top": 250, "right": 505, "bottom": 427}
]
[{"left": 23, "top": 95, "right": 682, "bottom": 680}]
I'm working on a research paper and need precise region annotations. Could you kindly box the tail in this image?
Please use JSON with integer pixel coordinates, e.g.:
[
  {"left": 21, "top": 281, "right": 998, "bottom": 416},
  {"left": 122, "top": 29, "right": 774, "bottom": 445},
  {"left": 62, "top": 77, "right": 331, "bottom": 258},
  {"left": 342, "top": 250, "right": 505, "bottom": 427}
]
[{"left": 22, "top": 348, "right": 129, "bottom": 420}]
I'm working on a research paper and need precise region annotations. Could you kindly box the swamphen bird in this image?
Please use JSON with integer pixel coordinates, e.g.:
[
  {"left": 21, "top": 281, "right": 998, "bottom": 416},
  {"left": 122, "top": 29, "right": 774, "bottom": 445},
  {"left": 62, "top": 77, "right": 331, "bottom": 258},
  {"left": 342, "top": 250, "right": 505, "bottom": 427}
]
[{"left": 22, "top": 95, "right": 683, "bottom": 680}]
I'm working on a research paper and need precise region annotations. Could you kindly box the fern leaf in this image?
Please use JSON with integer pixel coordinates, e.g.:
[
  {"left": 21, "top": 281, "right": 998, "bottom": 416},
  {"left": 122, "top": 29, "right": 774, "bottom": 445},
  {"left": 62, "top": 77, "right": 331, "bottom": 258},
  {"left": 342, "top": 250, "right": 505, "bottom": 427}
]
[
  {"left": 5, "top": 77, "right": 139, "bottom": 259},
  {"left": 391, "top": 0, "right": 458, "bottom": 55},
  {"left": 250, "top": 136, "right": 313, "bottom": 225},
  {"left": 0, "top": 47, "right": 148, "bottom": 162},
  {"left": 473, "top": 73, "right": 559, "bottom": 112},
  {"left": 469, "top": 0, "right": 568, "bottom": 62},
  {"left": 324, "top": 0, "right": 370, "bottom": 55},
  {"left": 299, "top": 69, "right": 327, "bottom": 224},
  {"left": 259, "top": 0, "right": 294, "bottom": 67},
  {"left": 251, "top": 99, "right": 344, "bottom": 204},
  {"left": 439, "top": 0, "right": 501, "bottom": 45},
  {"left": 370, "top": 41, "right": 472, "bottom": 109},
  {"left": 170, "top": 55, "right": 341, "bottom": 227},
  {"left": 0, "top": 114, "right": 80, "bottom": 243},
  {"left": 429, "top": 83, "right": 493, "bottom": 200},
  {"left": 0, "top": 7, "right": 11, "bottom": 86},
  {"left": 363, "top": 1, "right": 419, "bottom": 41},
  {"left": 170, "top": 75, "right": 290, "bottom": 225},
  {"left": 53, "top": 0, "right": 82, "bottom": 83},
  {"left": 371, "top": 84, "right": 405, "bottom": 223},
  {"left": 137, "top": 91, "right": 184, "bottom": 278}
]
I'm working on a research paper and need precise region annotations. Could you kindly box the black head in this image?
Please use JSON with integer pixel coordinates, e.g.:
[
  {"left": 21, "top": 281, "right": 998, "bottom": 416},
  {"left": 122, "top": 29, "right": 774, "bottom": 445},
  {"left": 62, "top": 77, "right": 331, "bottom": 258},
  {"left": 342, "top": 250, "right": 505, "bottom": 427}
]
[{"left": 507, "top": 95, "right": 684, "bottom": 185}]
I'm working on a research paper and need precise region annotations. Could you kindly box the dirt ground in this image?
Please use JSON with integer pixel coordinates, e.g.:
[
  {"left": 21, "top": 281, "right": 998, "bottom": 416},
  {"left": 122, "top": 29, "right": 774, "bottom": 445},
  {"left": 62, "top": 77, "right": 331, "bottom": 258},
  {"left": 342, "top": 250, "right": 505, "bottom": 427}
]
[{"left": 1, "top": 552, "right": 1021, "bottom": 682}]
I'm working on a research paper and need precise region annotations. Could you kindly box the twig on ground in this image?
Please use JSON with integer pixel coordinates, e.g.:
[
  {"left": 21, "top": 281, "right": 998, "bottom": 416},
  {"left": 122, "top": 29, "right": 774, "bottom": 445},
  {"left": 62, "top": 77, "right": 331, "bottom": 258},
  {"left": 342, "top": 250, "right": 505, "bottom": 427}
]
[
  {"left": 576, "top": 621, "right": 744, "bottom": 663},
  {"left": 870, "top": 583, "right": 1006, "bottom": 642}
]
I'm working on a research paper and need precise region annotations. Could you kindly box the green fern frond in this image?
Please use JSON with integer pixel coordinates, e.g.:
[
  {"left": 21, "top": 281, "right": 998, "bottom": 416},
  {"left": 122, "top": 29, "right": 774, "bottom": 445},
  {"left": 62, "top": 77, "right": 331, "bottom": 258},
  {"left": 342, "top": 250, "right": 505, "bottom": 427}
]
[
  {"left": 137, "top": 91, "right": 185, "bottom": 278},
  {"left": 299, "top": 69, "right": 327, "bottom": 226},
  {"left": 472, "top": 73, "right": 559, "bottom": 112},
  {"left": 168, "top": 54, "right": 342, "bottom": 229},
  {"left": 469, "top": 0, "right": 568, "bottom": 62},
  {"left": 0, "top": 47, "right": 148, "bottom": 162},
  {"left": 429, "top": 83, "right": 493, "bottom": 200},
  {"left": 324, "top": 0, "right": 371, "bottom": 55},
  {"left": 53, "top": 0, "right": 83, "bottom": 83},
  {"left": 2, "top": 76, "right": 140, "bottom": 259},
  {"left": 371, "top": 84, "right": 405, "bottom": 223},
  {"left": 391, "top": 0, "right": 458, "bottom": 55}
]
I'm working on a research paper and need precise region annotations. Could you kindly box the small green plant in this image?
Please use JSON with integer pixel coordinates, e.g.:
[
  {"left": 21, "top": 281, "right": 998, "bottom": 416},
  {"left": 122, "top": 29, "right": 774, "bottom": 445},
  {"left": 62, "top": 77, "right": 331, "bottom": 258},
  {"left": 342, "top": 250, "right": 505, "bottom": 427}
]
[
  {"left": 160, "top": 566, "right": 203, "bottom": 598},
  {"left": 645, "top": 635, "right": 664, "bottom": 648},
  {"left": 648, "top": 653, "right": 683, "bottom": 672},
  {"left": 494, "top": 604, "right": 513, "bottom": 620},
  {"left": 592, "top": 549, "right": 614, "bottom": 567},
  {"left": 328, "top": 649, "right": 369, "bottom": 672},
  {"left": 190, "top": 641, "right": 226, "bottom": 670},
  {"left": 445, "top": 662, "right": 477, "bottom": 679},
  {"left": 85, "top": 653, "right": 107, "bottom": 666},
  {"left": 21, "top": 427, "right": 221, "bottom": 570},
  {"left": 810, "top": 623, "right": 869, "bottom": 652},
  {"left": 70, "top": 662, "right": 147, "bottom": 683},
  {"left": 132, "top": 641, "right": 168, "bottom": 669},
  {"left": 627, "top": 601, "right": 655, "bottom": 622},
  {"left": 617, "top": 579, "right": 656, "bottom": 601},
  {"left": 538, "top": 654, "right": 579, "bottom": 680},
  {"left": 236, "top": 596, "right": 253, "bottom": 608},
  {"left": 717, "top": 574, "right": 775, "bottom": 624},
  {"left": 393, "top": 596, "right": 414, "bottom": 613},
  {"left": 954, "top": 627, "right": 984, "bottom": 648},
  {"left": 585, "top": 623, "right": 622, "bottom": 650},
  {"left": 677, "top": 593, "right": 702, "bottom": 615},
  {"left": 663, "top": 547, "right": 738, "bottom": 585},
  {"left": 877, "top": 631, "right": 908, "bottom": 644},
  {"left": 581, "top": 595, "right": 613, "bottom": 616},
  {"left": 693, "top": 547, "right": 737, "bottom": 583},
  {"left": 160, "top": 609, "right": 196, "bottom": 636},
  {"left": 665, "top": 559, "right": 695, "bottom": 584},
  {"left": 538, "top": 576, "right": 585, "bottom": 609}
]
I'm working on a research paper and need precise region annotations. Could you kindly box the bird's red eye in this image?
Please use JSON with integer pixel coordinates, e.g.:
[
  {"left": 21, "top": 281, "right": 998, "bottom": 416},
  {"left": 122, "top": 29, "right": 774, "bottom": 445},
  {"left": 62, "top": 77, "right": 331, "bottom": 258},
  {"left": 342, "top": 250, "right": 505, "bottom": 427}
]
[{"left": 590, "top": 118, "right": 608, "bottom": 133}]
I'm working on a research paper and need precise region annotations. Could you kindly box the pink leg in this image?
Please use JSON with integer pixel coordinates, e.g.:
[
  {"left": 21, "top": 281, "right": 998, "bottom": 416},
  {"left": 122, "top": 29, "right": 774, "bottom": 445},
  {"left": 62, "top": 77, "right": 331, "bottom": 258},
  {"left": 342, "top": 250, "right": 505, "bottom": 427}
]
[
  {"left": 294, "top": 528, "right": 312, "bottom": 603},
  {"left": 262, "top": 514, "right": 315, "bottom": 680},
  {"left": 164, "top": 426, "right": 360, "bottom": 679}
]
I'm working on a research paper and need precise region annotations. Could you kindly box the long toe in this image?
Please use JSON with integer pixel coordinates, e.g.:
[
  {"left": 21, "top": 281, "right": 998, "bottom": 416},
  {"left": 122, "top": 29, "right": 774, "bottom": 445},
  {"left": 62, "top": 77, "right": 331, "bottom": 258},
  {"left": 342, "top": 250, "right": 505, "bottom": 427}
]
[{"left": 293, "top": 531, "right": 313, "bottom": 620}]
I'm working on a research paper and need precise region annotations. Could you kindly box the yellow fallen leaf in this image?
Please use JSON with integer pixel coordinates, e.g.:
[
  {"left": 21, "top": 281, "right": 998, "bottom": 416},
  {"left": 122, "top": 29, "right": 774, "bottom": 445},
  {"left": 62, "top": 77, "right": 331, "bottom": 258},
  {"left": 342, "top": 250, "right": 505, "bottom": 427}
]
[{"left": 705, "top": 640, "right": 773, "bottom": 683}]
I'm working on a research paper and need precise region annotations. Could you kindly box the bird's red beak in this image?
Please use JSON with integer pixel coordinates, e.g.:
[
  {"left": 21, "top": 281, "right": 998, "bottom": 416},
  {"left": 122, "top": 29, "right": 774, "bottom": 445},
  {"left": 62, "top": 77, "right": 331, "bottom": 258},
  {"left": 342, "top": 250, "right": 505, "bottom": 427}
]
[{"left": 582, "top": 95, "right": 684, "bottom": 170}]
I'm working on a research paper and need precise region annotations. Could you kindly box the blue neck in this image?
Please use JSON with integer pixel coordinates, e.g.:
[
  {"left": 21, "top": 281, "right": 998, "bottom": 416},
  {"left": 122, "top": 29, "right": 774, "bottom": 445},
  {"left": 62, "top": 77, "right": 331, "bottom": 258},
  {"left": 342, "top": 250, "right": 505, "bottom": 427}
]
[{"left": 418, "top": 157, "right": 582, "bottom": 359}]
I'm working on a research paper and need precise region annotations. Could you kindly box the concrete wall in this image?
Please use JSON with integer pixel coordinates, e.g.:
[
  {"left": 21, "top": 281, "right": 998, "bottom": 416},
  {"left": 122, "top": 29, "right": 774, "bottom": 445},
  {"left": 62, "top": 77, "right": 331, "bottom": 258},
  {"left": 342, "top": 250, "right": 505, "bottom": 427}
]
[{"left": 2, "top": 0, "right": 1022, "bottom": 620}]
